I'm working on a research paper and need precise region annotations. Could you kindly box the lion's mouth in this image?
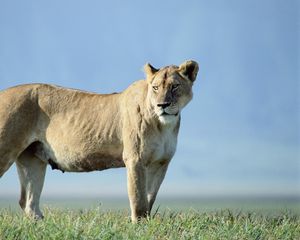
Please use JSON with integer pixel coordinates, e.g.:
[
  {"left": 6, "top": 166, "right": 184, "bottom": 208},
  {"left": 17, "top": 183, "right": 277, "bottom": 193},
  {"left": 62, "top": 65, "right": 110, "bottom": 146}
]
[{"left": 161, "top": 112, "right": 179, "bottom": 117}]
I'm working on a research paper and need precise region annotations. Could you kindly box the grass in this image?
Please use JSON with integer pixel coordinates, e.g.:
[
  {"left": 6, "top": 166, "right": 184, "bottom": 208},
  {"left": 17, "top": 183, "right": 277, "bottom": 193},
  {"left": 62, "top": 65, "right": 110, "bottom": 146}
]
[{"left": 0, "top": 207, "right": 299, "bottom": 240}]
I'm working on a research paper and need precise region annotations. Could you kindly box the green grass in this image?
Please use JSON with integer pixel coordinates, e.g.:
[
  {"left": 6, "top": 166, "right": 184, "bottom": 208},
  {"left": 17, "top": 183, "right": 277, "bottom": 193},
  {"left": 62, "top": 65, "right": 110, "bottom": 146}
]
[{"left": 0, "top": 207, "right": 299, "bottom": 239}]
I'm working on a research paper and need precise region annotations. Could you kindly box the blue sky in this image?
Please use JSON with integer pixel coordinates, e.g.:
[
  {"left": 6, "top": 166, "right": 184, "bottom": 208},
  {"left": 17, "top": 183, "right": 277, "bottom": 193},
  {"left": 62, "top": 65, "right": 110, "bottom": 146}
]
[{"left": 0, "top": 0, "right": 299, "bottom": 198}]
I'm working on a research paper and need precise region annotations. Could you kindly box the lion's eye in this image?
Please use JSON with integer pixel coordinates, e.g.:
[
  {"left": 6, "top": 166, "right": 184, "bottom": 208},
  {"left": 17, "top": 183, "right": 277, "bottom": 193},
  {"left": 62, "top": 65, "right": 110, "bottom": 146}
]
[
  {"left": 152, "top": 86, "right": 158, "bottom": 91},
  {"left": 172, "top": 84, "right": 180, "bottom": 91}
]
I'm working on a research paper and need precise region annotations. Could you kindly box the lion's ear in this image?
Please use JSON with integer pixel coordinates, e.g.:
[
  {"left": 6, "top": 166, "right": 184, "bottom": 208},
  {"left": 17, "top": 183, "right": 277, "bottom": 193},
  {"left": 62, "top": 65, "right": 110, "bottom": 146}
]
[
  {"left": 178, "top": 60, "right": 199, "bottom": 82},
  {"left": 144, "top": 63, "right": 159, "bottom": 78}
]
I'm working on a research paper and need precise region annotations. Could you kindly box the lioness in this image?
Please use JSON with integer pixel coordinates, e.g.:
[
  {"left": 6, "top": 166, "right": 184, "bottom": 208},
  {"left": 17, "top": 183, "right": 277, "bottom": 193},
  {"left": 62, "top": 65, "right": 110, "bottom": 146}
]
[{"left": 0, "top": 60, "right": 198, "bottom": 222}]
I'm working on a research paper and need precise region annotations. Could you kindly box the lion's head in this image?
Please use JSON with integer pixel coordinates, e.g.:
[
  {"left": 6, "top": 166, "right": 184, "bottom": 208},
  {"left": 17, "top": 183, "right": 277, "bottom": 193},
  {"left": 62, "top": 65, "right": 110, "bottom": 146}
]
[{"left": 144, "top": 60, "right": 199, "bottom": 124}]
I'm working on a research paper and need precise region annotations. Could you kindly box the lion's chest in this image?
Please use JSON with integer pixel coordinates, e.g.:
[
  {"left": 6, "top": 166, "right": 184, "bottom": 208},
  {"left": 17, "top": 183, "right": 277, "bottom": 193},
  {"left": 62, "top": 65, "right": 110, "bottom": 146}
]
[{"left": 146, "top": 128, "right": 178, "bottom": 163}]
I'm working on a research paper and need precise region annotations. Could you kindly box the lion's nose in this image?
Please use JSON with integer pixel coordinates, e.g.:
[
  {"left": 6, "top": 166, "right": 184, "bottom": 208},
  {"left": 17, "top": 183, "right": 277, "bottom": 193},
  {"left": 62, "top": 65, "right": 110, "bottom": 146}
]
[{"left": 157, "top": 102, "right": 171, "bottom": 109}]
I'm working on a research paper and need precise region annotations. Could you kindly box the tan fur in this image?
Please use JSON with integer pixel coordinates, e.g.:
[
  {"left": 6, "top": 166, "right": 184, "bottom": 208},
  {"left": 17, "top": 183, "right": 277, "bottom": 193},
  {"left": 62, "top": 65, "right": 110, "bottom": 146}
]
[{"left": 0, "top": 60, "right": 198, "bottom": 222}]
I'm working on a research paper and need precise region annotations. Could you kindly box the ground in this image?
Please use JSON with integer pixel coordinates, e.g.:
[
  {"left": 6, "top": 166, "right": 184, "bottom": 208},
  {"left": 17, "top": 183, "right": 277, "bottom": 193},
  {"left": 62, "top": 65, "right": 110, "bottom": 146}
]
[{"left": 0, "top": 207, "right": 299, "bottom": 239}]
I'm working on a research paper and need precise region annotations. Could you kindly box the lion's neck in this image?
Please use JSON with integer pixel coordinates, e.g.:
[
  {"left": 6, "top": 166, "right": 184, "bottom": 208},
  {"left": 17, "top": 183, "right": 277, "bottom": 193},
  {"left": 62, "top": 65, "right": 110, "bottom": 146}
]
[{"left": 143, "top": 104, "right": 180, "bottom": 134}]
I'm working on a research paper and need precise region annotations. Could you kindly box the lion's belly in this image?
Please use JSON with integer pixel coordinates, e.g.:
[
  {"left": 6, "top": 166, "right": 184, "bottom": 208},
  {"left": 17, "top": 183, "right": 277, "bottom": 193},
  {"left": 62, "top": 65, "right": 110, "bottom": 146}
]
[
  {"left": 64, "top": 152, "right": 125, "bottom": 172},
  {"left": 53, "top": 145, "right": 124, "bottom": 172},
  {"left": 35, "top": 140, "right": 124, "bottom": 172}
]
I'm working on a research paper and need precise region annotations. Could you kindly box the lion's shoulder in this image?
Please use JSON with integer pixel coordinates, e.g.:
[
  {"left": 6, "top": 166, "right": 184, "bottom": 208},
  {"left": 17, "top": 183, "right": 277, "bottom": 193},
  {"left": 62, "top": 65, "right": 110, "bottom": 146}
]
[{"left": 122, "top": 80, "right": 147, "bottom": 101}]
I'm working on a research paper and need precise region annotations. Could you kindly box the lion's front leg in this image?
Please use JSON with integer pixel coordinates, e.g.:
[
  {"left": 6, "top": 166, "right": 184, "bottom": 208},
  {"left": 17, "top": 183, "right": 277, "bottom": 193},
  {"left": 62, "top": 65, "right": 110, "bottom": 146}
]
[
  {"left": 146, "top": 162, "right": 169, "bottom": 214},
  {"left": 126, "top": 161, "right": 148, "bottom": 223}
]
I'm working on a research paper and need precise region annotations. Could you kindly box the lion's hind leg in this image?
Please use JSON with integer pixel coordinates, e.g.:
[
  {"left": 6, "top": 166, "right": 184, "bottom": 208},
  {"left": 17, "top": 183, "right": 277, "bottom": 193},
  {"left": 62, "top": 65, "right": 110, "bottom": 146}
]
[
  {"left": 0, "top": 159, "right": 14, "bottom": 178},
  {"left": 0, "top": 150, "right": 18, "bottom": 178},
  {"left": 0, "top": 135, "right": 18, "bottom": 178},
  {"left": 16, "top": 150, "right": 47, "bottom": 219}
]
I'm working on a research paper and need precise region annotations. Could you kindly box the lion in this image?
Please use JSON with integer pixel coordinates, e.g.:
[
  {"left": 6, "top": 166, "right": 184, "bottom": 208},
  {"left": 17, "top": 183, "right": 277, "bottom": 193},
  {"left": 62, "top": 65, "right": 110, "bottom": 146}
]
[{"left": 0, "top": 60, "right": 199, "bottom": 222}]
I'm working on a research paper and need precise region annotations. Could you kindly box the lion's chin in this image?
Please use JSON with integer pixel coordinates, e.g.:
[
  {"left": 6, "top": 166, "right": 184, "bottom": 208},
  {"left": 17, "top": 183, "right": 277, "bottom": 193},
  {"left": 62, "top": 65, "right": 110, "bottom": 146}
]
[{"left": 158, "top": 114, "right": 178, "bottom": 125}]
